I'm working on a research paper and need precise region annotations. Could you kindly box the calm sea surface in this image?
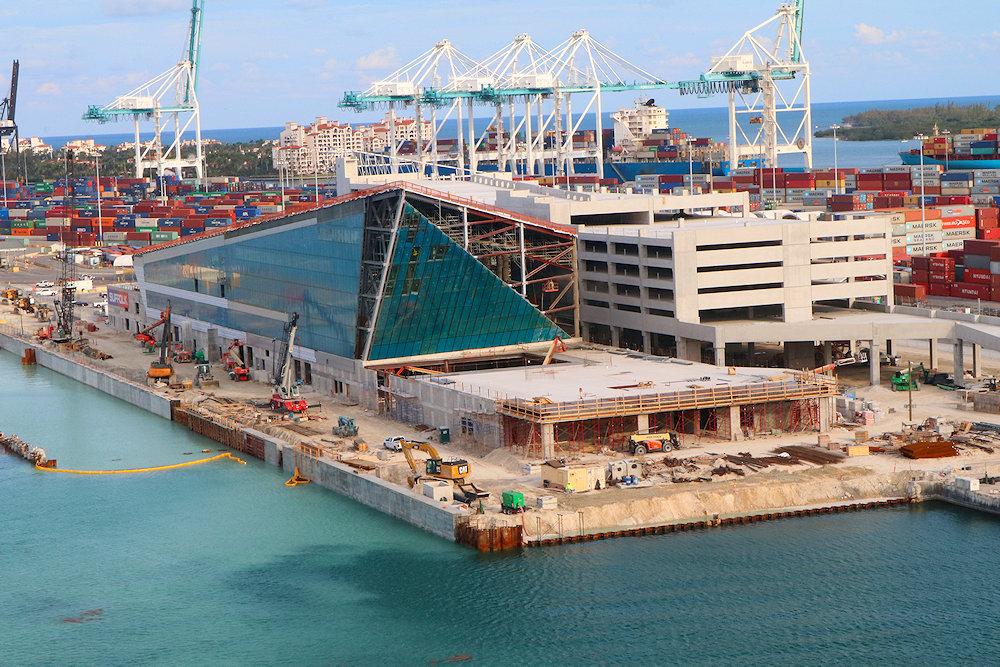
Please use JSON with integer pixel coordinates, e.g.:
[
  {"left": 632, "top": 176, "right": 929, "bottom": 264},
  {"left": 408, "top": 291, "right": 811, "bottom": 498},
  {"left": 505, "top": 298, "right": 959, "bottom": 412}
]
[{"left": 3, "top": 348, "right": 1000, "bottom": 665}]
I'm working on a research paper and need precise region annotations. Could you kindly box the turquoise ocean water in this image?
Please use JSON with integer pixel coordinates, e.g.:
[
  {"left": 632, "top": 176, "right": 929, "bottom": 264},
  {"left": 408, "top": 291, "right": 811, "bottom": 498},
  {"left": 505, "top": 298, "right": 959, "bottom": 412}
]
[{"left": 4, "top": 348, "right": 1000, "bottom": 665}]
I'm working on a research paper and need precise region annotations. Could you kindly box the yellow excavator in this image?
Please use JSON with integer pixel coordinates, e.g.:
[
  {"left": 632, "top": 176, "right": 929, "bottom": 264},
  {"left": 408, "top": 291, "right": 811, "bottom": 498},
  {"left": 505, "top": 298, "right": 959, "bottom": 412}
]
[
  {"left": 399, "top": 439, "right": 490, "bottom": 503},
  {"left": 146, "top": 304, "right": 173, "bottom": 383},
  {"left": 2, "top": 287, "right": 20, "bottom": 304}
]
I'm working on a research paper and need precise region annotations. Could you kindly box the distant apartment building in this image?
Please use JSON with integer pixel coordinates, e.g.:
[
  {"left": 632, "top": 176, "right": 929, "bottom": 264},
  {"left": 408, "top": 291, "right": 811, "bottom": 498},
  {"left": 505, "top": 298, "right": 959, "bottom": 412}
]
[
  {"left": 7, "top": 136, "right": 53, "bottom": 155},
  {"left": 273, "top": 113, "right": 431, "bottom": 174},
  {"left": 59, "top": 138, "right": 107, "bottom": 158}
]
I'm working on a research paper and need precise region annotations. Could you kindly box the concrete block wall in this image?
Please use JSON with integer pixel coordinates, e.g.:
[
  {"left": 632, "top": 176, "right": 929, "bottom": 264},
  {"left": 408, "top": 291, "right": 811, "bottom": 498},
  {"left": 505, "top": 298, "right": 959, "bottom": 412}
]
[
  {"left": 0, "top": 332, "right": 178, "bottom": 419},
  {"left": 280, "top": 444, "right": 463, "bottom": 540}
]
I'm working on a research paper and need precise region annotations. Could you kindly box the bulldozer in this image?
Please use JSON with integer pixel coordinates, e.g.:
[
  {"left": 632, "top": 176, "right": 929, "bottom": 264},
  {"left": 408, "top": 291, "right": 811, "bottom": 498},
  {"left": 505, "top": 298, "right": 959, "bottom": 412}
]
[
  {"left": 399, "top": 439, "right": 490, "bottom": 504},
  {"left": 332, "top": 416, "right": 358, "bottom": 437}
]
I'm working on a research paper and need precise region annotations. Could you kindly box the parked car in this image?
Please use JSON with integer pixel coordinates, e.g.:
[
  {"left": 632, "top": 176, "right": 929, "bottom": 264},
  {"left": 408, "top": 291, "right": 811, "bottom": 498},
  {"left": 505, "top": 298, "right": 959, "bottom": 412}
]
[
  {"left": 92, "top": 300, "right": 108, "bottom": 309},
  {"left": 35, "top": 281, "right": 54, "bottom": 288},
  {"left": 383, "top": 436, "right": 406, "bottom": 452},
  {"left": 35, "top": 289, "right": 56, "bottom": 296},
  {"left": 80, "top": 274, "right": 95, "bottom": 280},
  {"left": 73, "top": 299, "right": 88, "bottom": 306}
]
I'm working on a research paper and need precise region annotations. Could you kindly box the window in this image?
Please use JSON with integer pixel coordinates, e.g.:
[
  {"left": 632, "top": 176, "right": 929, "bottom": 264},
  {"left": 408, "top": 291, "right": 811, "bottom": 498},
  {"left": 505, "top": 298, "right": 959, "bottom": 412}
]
[
  {"left": 645, "top": 244, "right": 672, "bottom": 259},
  {"left": 614, "top": 243, "right": 639, "bottom": 256},
  {"left": 645, "top": 266, "right": 673, "bottom": 280},
  {"left": 647, "top": 287, "right": 674, "bottom": 301},
  {"left": 584, "top": 299, "right": 609, "bottom": 308},
  {"left": 615, "top": 284, "right": 640, "bottom": 298},
  {"left": 615, "top": 263, "right": 639, "bottom": 277},
  {"left": 616, "top": 303, "right": 641, "bottom": 312},
  {"left": 647, "top": 308, "right": 675, "bottom": 318},
  {"left": 585, "top": 260, "right": 608, "bottom": 273},
  {"left": 584, "top": 280, "right": 609, "bottom": 294},
  {"left": 584, "top": 240, "right": 607, "bottom": 253},
  {"left": 461, "top": 417, "right": 475, "bottom": 435}
]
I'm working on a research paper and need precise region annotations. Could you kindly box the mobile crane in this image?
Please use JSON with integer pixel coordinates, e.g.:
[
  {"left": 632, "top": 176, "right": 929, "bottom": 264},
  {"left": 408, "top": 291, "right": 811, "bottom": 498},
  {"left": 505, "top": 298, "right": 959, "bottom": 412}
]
[
  {"left": 271, "top": 312, "right": 308, "bottom": 413},
  {"left": 146, "top": 304, "right": 173, "bottom": 383},
  {"left": 223, "top": 339, "right": 250, "bottom": 381},
  {"left": 135, "top": 309, "right": 169, "bottom": 346},
  {"left": 399, "top": 439, "right": 490, "bottom": 503}
]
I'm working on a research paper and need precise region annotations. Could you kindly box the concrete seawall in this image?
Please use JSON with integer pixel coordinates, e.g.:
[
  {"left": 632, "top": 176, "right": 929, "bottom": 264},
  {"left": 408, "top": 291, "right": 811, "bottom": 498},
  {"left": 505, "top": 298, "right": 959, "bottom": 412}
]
[
  {"left": 280, "top": 443, "right": 464, "bottom": 541},
  {"left": 0, "top": 331, "right": 177, "bottom": 419}
]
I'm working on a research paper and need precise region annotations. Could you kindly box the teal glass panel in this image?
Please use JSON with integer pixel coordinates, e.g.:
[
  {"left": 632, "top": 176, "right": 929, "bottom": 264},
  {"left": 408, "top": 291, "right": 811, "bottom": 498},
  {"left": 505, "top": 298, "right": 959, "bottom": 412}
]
[
  {"left": 368, "top": 204, "right": 564, "bottom": 360},
  {"left": 141, "top": 206, "right": 364, "bottom": 358}
]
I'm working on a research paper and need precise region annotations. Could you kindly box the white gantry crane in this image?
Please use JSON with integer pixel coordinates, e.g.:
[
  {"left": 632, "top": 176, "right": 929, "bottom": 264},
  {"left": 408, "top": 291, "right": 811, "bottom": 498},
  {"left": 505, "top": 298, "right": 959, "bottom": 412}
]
[
  {"left": 83, "top": 1, "right": 205, "bottom": 182},
  {"left": 678, "top": 0, "right": 811, "bottom": 168},
  {"left": 339, "top": 30, "right": 673, "bottom": 179}
]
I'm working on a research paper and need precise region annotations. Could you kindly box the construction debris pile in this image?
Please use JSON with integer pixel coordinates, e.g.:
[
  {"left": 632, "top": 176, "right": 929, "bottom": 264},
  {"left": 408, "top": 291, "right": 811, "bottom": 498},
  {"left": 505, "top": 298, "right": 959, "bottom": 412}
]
[
  {"left": 866, "top": 418, "right": 1000, "bottom": 459},
  {"left": 0, "top": 432, "right": 49, "bottom": 466}
]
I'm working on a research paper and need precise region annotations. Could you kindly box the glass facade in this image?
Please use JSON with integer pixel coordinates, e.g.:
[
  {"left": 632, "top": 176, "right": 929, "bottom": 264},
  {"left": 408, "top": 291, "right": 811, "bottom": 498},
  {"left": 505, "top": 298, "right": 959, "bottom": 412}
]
[
  {"left": 368, "top": 205, "right": 564, "bottom": 360},
  {"left": 142, "top": 204, "right": 365, "bottom": 358}
]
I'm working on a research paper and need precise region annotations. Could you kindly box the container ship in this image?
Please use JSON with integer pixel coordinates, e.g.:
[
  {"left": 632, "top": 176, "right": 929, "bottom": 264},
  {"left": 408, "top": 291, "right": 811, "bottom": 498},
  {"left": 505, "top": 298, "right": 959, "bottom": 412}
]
[{"left": 899, "top": 128, "right": 1000, "bottom": 170}]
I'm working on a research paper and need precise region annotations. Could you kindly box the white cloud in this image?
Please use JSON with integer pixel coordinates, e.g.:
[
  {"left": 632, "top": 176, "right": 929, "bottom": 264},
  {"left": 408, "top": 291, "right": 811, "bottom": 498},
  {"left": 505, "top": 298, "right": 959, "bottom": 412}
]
[
  {"left": 356, "top": 46, "right": 399, "bottom": 71},
  {"left": 36, "top": 82, "right": 61, "bottom": 96},
  {"left": 853, "top": 23, "right": 902, "bottom": 46},
  {"left": 100, "top": 0, "right": 187, "bottom": 16}
]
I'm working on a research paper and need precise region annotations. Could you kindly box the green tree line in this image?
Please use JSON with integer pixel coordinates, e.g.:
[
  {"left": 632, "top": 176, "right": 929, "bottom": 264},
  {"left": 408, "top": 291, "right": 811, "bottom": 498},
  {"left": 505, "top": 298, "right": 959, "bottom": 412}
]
[
  {"left": 815, "top": 102, "right": 1000, "bottom": 141},
  {"left": 8, "top": 140, "right": 277, "bottom": 183}
]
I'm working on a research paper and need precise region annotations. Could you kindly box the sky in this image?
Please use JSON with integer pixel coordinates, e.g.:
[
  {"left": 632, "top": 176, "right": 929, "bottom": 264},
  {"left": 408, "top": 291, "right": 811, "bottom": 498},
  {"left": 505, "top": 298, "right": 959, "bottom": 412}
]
[{"left": 3, "top": 0, "right": 999, "bottom": 138}]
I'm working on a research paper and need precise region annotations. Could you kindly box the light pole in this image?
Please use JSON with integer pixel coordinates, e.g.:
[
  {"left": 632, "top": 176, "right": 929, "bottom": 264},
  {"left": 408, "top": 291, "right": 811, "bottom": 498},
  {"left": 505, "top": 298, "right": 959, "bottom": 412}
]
[
  {"left": 830, "top": 124, "right": 841, "bottom": 194},
  {"left": 904, "top": 135, "right": 928, "bottom": 255},
  {"left": 687, "top": 137, "right": 694, "bottom": 194},
  {"left": 1, "top": 149, "right": 7, "bottom": 209},
  {"left": 942, "top": 129, "right": 951, "bottom": 172},
  {"left": 314, "top": 142, "right": 320, "bottom": 205},
  {"left": 95, "top": 154, "right": 103, "bottom": 246}
]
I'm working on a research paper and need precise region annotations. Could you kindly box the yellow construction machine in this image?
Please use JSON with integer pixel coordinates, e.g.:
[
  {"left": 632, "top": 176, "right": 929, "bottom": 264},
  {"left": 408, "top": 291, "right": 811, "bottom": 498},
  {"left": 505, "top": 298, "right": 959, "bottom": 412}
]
[
  {"left": 399, "top": 439, "right": 490, "bottom": 503},
  {"left": 2, "top": 287, "right": 20, "bottom": 303}
]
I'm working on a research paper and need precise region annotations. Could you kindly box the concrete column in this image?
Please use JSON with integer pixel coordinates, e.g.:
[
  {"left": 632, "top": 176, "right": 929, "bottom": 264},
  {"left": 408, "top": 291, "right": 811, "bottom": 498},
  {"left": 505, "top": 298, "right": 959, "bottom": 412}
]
[
  {"left": 610, "top": 327, "right": 621, "bottom": 348},
  {"left": 677, "top": 337, "right": 702, "bottom": 363},
  {"left": 869, "top": 339, "right": 880, "bottom": 386},
  {"left": 641, "top": 331, "right": 651, "bottom": 354},
  {"left": 541, "top": 423, "right": 555, "bottom": 459},
  {"left": 886, "top": 339, "right": 893, "bottom": 357},
  {"left": 714, "top": 346, "right": 726, "bottom": 366},
  {"left": 636, "top": 414, "right": 649, "bottom": 434},
  {"left": 728, "top": 405, "right": 742, "bottom": 440},
  {"left": 973, "top": 343, "right": 983, "bottom": 379},
  {"left": 819, "top": 396, "right": 834, "bottom": 430},
  {"left": 953, "top": 340, "right": 965, "bottom": 388},
  {"left": 823, "top": 341, "right": 833, "bottom": 365},
  {"left": 929, "top": 338, "right": 938, "bottom": 369},
  {"left": 747, "top": 342, "right": 755, "bottom": 366}
]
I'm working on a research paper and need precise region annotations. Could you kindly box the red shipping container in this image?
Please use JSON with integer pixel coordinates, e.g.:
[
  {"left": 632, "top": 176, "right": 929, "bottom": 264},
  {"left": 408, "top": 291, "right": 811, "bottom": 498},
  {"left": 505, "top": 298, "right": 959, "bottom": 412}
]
[
  {"left": 928, "top": 282, "right": 951, "bottom": 296},
  {"left": 894, "top": 283, "right": 927, "bottom": 300},
  {"left": 990, "top": 274, "right": 1000, "bottom": 289},
  {"left": 951, "top": 282, "right": 991, "bottom": 299},
  {"left": 966, "top": 239, "right": 1000, "bottom": 254},
  {"left": 928, "top": 272, "right": 950, "bottom": 283},
  {"left": 928, "top": 256, "right": 956, "bottom": 269},
  {"left": 965, "top": 268, "right": 992, "bottom": 284},
  {"left": 912, "top": 256, "right": 930, "bottom": 270},
  {"left": 990, "top": 246, "right": 1000, "bottom": 262}
]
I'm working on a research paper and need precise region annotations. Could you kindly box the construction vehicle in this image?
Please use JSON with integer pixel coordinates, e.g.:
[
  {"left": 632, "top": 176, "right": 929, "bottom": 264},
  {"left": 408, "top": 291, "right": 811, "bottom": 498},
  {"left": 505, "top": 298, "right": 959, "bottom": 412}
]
[
  {"left": 194, "top": 363, "right": 218, "bottom": 388},
  {"left": 13, "top": 295, "right": 35, "bottom": 314},
  {"left": 332, "top": 416, "right": 358, "bottom": 437},
  {"left": 400, "top": 439, "right": 490, "bottom": 503},
  {"left": 271, "top": 312, "right": 308, "bottom": 413},
  {"left": 172, "top": 345, "right": 193, "bottom": 363},
  {"left": 223, "top": 340, "right": 250, "bottom": 381},
  {"left": 892, "top": 369, "right": 919, "bottom": 392},
  {"left": 1, "top": 287, "right": 20, "bottom": 303},
  {"left": 501, "top": 490, "right": 526, "bottom": 514},
  {"left": 35, "top": 325, "right": 54, "bottom": 340},
  {"left": 812, "top": 357, "right": 856, "bottom": 374},
  {"left": 629, "top": 431, "right": 679, "bottom": 455},
  {"left": 136, "top": 310, "right": 169, "bottom": 346},
  {"left": 146, "top": 304, "right": 173, "bottom": 383},
  {"left": 542, "top": 336, "right": 566, "bottom": 365}
]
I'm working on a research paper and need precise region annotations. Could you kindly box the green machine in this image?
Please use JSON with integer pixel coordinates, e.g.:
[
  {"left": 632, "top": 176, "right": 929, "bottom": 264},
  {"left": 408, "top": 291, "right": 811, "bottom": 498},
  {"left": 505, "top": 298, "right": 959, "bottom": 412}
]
[
  {"left": 501, "top": 490, "right": 526, "bottom": 515},
  {"left": 891, "top": 370, "right": 919, "bottom": 392}
]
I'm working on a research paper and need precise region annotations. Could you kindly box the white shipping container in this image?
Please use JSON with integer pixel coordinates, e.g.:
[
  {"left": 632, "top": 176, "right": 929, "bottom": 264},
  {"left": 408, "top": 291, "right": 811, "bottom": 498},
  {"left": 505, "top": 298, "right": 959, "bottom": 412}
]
[
  {"left": 891, "top": 236, "right": 907, "bottom": 247},
  {"left": 906, "top": 220, "right": 943, "bottom": 232},
  {"left": 907, "top": 242, "right": 943, "bottom": 254},
  {"left": 942, "top": 239, "right": 967, "bottom": 250},
  {"left": 891, "top": 223, "right": 907, "bottom": 237},
  {"left": 942, "top": 227, "right": 976, "bottom": 239},
  {"left": 906, "top": 231, "right": 943, "bottom": 244}
]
